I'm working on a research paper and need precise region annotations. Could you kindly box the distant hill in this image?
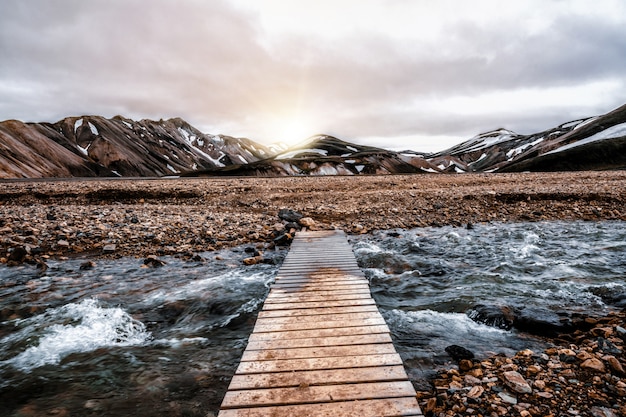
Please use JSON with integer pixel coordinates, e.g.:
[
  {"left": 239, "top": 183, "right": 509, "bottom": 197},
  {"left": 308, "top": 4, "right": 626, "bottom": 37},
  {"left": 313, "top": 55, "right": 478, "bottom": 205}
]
[
  {"left": 1, "top": 103, "right": 625, "bottom": 178},
  {"left": 185, "top": 135, "right": 439, "bottom": 177},
  {"left": 428, "top": 103, "right": 626, "bottom": 173},
  {"left": 0, "top": 116, "right": 275, "bottom": 178}
]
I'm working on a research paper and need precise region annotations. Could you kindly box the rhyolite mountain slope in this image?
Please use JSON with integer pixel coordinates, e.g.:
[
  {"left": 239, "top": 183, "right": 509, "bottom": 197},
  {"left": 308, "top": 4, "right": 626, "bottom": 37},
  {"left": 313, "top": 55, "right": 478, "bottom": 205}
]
[
  {"left": 0, "top": 116, "right": 275, "bottom": 178},
  {"left": 186, "top": 135, "right": 439, "bottom": 177},
  {"left": 428, "top": 102, "right": 626, "bottom": 173},
  {"left": 1, "top": 102, "right": 625, "bottom": 178}
]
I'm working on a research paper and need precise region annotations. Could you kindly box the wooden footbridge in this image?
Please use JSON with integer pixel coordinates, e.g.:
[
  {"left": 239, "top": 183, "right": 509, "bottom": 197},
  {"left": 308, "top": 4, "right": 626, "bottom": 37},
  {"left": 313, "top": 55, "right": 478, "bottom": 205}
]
[{"left": 219, "top": 230, "right": 422, "bottom": 417}]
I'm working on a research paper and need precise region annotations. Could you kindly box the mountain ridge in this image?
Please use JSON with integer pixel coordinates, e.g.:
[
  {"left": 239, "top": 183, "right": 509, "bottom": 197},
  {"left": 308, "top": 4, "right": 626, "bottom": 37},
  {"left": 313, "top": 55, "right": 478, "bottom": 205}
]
[{"left": 1, "top": 103, "right": 625, "bottom": 178}]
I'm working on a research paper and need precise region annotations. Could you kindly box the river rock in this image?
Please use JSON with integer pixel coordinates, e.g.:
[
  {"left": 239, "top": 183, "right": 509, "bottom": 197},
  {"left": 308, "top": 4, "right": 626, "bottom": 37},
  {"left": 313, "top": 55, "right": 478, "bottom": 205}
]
[
  {"left": 278, "top": 209, "right": 303, "bottom": 223},
  {"left": 497, "top": 390, "right": 518, "bottom": 405},
  {"left": 80, "top": 261, "right": 96, "bottom": 270},
  {"left": 445, "top": 345, "right": 475, "bottom": 361},
  {"left": 512, "top": 306, "right": 571, "bottom": 337},
  {"left": 581, "top": 358, "right": 606, "bottom": 373},
  {"left": 298, "top": 217, "right": 316, "bottom": 228},
  {"left": 502, "top": 371, "right": 532, "bottom": 394},
  {"left": 8, "top": 246, "right": 27, "bottom": 263},
  {"left": 102, "top": 244, "right": 116, "bottom": 253},
  {"left": 467, "top": 385, "right": 484, "bottom": 399},
  {"left": 605, "top": 355, "right": 624, "bottom": 375},
  {"left": 467, "top": 304, "right": 515, "bottom": 330},
  {"left": 144, "top": 255, "right": 166, "bottom": 268},
  {"left": 590, "top": 406, "right": 619, "bottom": 417}
]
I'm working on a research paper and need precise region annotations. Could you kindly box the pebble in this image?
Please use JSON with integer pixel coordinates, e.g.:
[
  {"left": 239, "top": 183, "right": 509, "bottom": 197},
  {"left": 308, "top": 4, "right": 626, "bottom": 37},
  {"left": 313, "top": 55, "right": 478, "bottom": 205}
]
[{"left": 417, "top": 311, "right": 626, "bottom": 417}]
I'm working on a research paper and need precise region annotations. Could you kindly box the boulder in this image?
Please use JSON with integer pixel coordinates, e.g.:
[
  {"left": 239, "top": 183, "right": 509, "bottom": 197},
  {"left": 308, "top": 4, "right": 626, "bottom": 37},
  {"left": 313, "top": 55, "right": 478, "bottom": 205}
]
[
  {"left": 278, "top": 209, "right": 303, "bottom": 223},
  {"left": 467, "top": 304, "right": 515, "bottom": 330}
]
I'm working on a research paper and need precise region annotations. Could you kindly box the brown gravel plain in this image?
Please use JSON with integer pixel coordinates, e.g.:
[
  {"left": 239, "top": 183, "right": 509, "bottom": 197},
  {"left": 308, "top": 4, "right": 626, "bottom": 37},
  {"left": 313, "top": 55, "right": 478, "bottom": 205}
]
[{"left": 1, "top": 171, "right": 626, "bottom": 261}]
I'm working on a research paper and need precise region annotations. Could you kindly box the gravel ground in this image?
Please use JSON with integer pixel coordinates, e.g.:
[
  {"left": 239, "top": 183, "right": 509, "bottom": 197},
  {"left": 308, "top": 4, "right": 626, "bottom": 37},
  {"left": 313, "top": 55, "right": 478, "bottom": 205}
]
[{"left": 1, "top": 171, "right": 626, "bottom": 261}]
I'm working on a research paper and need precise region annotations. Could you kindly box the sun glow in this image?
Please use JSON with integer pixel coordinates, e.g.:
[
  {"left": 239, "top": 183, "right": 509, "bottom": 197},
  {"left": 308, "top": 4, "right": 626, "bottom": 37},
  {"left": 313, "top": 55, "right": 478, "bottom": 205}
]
[{"left": 273, "top": 118, "right": 314, "bottom": 147}]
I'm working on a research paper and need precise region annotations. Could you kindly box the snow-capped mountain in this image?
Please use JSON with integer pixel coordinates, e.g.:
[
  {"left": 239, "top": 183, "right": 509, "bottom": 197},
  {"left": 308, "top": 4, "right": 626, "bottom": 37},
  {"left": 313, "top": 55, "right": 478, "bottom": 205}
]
[
  {"left": 0, "top": 116, "right": 273, "bottom": 178},
  {"left": 1, "top": 102, "right": 625, "bottom": 178},
  {"left": 428, "top": 102, "right": 626, "bottom": 172},
  {"left": 187, "top": 135, "right": 439, "bottom": 176}
]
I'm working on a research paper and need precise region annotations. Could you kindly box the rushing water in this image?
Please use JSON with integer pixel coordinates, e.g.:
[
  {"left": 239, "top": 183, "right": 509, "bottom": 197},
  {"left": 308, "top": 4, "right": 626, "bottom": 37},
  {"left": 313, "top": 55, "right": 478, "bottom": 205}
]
[
  {"left": 1, "top": 221, "right": 625, "bottom": 415},
  {"left": 349, "top": 220, "right": 626, "bottom": 388}
]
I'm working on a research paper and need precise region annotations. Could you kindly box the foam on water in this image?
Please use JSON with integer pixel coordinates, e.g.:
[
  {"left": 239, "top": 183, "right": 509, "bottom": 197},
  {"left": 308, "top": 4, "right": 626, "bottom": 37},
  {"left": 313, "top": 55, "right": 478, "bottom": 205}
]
[{"left": 2, "top": 299, "right": 150, "bottom": 371}]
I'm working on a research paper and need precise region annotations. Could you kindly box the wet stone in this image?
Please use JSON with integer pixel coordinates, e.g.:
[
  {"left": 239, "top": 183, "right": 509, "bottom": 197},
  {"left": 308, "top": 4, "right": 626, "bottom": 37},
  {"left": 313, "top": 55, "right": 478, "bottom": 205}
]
[{"left": 502, "top": 371, "right": 532, "bottom": 394}]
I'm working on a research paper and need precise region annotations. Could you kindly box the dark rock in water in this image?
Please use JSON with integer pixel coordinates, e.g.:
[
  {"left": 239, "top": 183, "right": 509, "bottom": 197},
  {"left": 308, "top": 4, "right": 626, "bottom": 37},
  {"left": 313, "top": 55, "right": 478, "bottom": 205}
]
[
  {"left": 273, "top": 232, "right": 293, "bottom": 246},
  {"left": 36, "top": 260, "right": 48, "bottom": 275},
  {"left": 80, "top": 260, "right": 96, "bottom": 270},
  {"left": 284, "top": 222, "right": 302, "bottom": 231},
  {"left": 8, "top": 246, "right": 27, "bottom": 263},
  {"left": 512, "top": 307, "right": 573, "bottom": 337},
  {"left": 144, "top": 255, "right": 166, "bottom": 268},
  {"left": 278, "top": 209, "right": 303, "bottom": 223},
  {"left": 467, "top": 304, "right": 515, "bottom": 330},
  {"left": 445, "top": 345, "right": 475, "bottom": 361},
  {"left": 589, "top": 286, "right": 626, "bottom": 308}
]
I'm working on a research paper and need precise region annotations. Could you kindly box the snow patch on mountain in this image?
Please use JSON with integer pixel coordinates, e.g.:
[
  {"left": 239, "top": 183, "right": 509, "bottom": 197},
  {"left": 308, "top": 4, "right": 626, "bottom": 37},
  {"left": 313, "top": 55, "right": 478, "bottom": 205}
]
[{"left": 546, "top": 122, "right": 626, "bottom": 155}]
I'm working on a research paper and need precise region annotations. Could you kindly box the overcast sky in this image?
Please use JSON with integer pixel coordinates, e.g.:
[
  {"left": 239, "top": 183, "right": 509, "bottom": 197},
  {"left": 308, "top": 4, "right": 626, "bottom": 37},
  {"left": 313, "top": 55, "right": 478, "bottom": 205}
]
[{"left": 1, "top": 0, "right": 625, "bottom": 152}]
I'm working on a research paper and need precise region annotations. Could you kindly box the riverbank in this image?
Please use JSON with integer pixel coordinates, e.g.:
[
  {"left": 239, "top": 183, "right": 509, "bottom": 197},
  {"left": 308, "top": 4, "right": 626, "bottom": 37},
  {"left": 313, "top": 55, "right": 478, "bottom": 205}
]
[
  {"left": 417, "top": 311, "right": 626, "bottom": 417},
  {"left": 1, "top": 171, "right": 625, "bottom": 262}
]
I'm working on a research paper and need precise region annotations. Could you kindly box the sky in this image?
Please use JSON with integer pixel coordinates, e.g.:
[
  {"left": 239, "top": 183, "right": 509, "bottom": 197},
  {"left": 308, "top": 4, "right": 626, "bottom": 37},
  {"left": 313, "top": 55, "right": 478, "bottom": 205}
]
[{"left": 1, "top": 1, "right": 625, "bottom": 153}]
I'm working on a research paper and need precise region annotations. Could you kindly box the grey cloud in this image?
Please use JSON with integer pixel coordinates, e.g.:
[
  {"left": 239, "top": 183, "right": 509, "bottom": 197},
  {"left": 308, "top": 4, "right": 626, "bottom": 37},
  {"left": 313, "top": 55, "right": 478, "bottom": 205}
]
[{"left": 0, "top": 0, "right": 625, "bottom": 148}]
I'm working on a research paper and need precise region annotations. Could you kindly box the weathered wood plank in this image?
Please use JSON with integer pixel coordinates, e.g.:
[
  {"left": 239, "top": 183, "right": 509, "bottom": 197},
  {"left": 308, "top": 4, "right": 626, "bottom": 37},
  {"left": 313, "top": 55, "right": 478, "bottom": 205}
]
[
  {"left": 245, "top": 332, "right": 392, "bottom": 350},
  {"left": 267, "top": 288, "right": 370, "bottom": 297},
  {"left": 247, "top": 324, "right": 391, "bottom": 342},
  {"left": 271, "top": 283, "right": 369, "bottom": 292},
  {"left": 261, "top": 298, "right": 376, "bottom": 310},
  {"left": 264, "top": 291, "right": 372, "bottom": 303},
  {"left": 257, "top": 304, "right": 379, "bottom": 318},
  {"left": 253, "top": 311, "right": 383, "bottom": 325},
  {"left": 235, "top": 353, "right": 404, "bottom": 374},
  {"left": 221, "top": 380, "right": 415, "bottom": 408},
  {"left": 241, "top": 343, "right": 397, "bottom": 361},
  {"left": 218, "top": 397, "right": 422, "bottom": 417},
  {"left": 227, "top": 365, "right": 408, "bottom": 390},
  {"left": 253, "top": 317, "right": 386, "bottom": 333}
]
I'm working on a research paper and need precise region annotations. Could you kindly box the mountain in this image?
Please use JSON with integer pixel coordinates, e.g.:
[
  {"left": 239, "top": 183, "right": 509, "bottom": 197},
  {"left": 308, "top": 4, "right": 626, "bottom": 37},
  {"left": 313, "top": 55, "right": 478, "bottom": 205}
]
[
  {"left": 185, "top": 135, "right": 439, "bottom": 177},
  {"left": 0, "top": 116, "right": 274, "bottom": 178},
  {"left": 1, "top": 103, "right": 625, "bottom": 178},
  {"left": 429, "top": 103, "right": 626, "bottom": 173}
]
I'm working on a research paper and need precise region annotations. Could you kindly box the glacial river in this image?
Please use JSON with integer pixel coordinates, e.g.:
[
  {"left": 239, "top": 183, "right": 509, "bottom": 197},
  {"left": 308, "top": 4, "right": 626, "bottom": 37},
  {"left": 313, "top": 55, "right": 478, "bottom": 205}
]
[{"left": 1, "top": 220, "right": 625, "bottom": 416}]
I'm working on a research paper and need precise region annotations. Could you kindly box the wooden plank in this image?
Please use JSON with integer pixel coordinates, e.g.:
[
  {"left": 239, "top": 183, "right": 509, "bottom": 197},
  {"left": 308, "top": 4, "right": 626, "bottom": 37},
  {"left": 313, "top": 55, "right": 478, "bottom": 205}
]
[
  {"left": 221, "top": 380, "right": 415, "bottom": 408},
  {"left": 235, "top": 353, "right": 404, "bottom": 374},
  {"left": 228, "top": 365, "right": 408, "bottom": 390},
  {"left": 265, "top": 291, "right": 372, "bottom": 303},
  {"left": 271, "top": 283, "right": 369, "bottom": 291},
  {"left": 261, "top": 298, "right": 376, "bottom": 311},
  {"left": 218, "top": 397, "right": 422, "bottom": 417},
  {"left": 253, "top": 317, "right": 386, "bottom": 333},
  {"left": 267, "top": 288, "right": 371, "bottom": 296},
  {"left": 245, "top": 332, "right": 393, "bottom": 350},
  {"left": 254, "top": 311, "right": 383, "bottom": 325},
  {"left": 257, "top": 304, "right": 379, "bottom": 318},
  {"left": 247, "top": 325, "right": 391, "bottom": 342},
  {"left": 241, "top": 343, "right": 397, "bottom": 361}
]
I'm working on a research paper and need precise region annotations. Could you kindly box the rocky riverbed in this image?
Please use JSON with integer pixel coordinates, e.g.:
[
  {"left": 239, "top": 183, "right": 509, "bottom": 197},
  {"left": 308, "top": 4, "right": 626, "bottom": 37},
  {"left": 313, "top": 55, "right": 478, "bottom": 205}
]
[
  {"left": 1, "top": 171, "right": 625, "bottom": 263},
  {"left": 418, "top": 312, "right": 626, "bottom": 417},
  {"left": 1, "top": 172, "right": 625, "bottom": 416}
]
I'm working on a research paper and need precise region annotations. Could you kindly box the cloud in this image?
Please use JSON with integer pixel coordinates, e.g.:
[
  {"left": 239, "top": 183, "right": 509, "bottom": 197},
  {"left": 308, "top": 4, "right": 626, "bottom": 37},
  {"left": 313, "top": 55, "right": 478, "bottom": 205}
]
[{"left": 0, "top": 0, "right": 625, "bottom": 152}]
